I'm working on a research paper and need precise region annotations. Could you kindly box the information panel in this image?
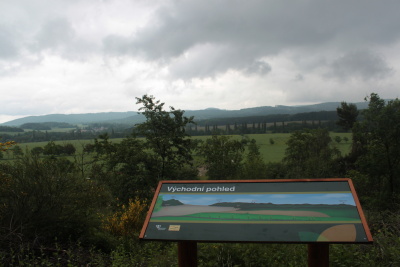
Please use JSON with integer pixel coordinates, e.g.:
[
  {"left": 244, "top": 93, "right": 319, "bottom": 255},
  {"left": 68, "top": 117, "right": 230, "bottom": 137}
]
[{"left": 140, "top": 179, "right": 373, "bottom": 243}]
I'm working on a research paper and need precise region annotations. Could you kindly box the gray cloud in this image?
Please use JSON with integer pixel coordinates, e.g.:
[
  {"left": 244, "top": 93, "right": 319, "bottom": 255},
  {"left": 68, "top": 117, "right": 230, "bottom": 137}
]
[
  {"left": 167, "top": 44, "right": 272, "bottom": 79},
  {"left": 0, "top": 27, "right": 18, "bottom": 59},
  {"left": 243, "top": 61, "right": 271, "bottom": 76},
  {"left": 2, "top": 0, "right": 400, "bottom": 121},
  {"left": 328, "top": 50, "right": 393, "bottom": 81},
  {"left": 103, "top": 35, "right": 133, "bottom": 56},
  {"left": 102, "top": 0, "right": 400, "bottom": 79},
  {"left": 33, "top": 18, "right": 76, "bottom": 50},
  {"left": 294, "top": 74, "right": 304, "bottom": 81},
  {"left": 30, "top": 17, "right": 99, "bottom": 61}
]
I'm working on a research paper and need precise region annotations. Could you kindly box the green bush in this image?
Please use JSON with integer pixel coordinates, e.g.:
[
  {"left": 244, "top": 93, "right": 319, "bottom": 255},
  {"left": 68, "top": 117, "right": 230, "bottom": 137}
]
[
  {"left": 330, "top": 213, "right": 400, "bottom": 266},
  {"left": 198, "top": 243, "right": 306, "bottom": 267},
  {"left": 0, "top": 154, "right": 112, "bottom": 249}
]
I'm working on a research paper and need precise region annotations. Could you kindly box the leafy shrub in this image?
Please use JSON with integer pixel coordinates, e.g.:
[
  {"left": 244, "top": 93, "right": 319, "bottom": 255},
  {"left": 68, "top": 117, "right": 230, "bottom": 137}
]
[
  {"left": 102, "top": 198, "right": 148, "bottom": 238},
  {"left": 330, "top": 211, "right": 400, "bottom": 266},
  {"left": 111, "top": 240, "right": 177, "bottom": 267},
  {"left": 0, "top": 154, "right": 112, "bottom": 247},
  {"left": 198, "top": 243, "right": 306, "bottom": 267}
]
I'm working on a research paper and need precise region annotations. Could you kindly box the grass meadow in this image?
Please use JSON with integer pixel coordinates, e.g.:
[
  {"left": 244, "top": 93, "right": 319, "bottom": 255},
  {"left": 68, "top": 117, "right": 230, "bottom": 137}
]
[{"left": 7, "top": 132, "right": 352, "bottom": 163}]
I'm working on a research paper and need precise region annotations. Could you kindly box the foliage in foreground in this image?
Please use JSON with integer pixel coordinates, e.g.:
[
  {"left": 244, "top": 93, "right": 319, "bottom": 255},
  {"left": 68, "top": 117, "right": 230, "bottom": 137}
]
[
  {"left": 1, "top": 93, "right": 400, "bottom": 266},
  {"left": 2, "top": 210, "right": 399, "bottom": 267}
]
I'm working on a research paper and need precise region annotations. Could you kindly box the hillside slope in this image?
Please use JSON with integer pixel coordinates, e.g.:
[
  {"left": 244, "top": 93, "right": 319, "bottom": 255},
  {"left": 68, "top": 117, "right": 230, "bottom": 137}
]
[{"left": 1, "top": 102, "right": 369, "bottom": 126}]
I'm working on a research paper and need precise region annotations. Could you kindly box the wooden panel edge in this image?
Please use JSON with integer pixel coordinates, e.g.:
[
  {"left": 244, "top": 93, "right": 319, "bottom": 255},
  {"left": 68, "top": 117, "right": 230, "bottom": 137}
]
[
  {"left": 139, "top": 181, "right": 164, "bottom": 239},
  {"left": 160, "top": 178, "right": 350, "bottom": 184},
  {"left": 347, "top": 178, "right": 374, "bottom": 242}
]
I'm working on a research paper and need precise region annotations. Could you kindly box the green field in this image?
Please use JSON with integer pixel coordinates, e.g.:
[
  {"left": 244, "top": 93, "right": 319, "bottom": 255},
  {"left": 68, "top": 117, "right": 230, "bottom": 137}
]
[
  {"left": 238, "top": 207, "right": 360, "bottom": 218},
  {"left": 151, "top": 202, "right": 360, "bottom": 223},
  {"left": 4, "top": 133, "right": 352, "bottom": 163},
  {"left": 191, "top": 133, "right": 351, "bottom": 162}
]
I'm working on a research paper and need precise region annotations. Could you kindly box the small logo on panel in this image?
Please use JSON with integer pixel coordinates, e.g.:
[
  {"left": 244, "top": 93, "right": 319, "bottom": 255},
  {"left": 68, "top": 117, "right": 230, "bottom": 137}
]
[
  {"left": 156, "top": 225, "right": 166, "bottom": 230},
  {"left": 168, "top": 225, "right": 181, "bottom": 231}
]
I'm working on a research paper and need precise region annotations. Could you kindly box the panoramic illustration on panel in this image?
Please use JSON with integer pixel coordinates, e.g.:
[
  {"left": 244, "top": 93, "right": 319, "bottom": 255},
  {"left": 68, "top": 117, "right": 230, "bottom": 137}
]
[{"left": 149, "top": 191, "right": 364, "bottom": 242}]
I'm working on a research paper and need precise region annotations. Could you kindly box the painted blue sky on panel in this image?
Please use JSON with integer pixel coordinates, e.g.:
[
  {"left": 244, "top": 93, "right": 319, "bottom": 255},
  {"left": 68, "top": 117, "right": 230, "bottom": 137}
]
[{"left": 161, "top": 193, "right": 356, "bottom": 206}]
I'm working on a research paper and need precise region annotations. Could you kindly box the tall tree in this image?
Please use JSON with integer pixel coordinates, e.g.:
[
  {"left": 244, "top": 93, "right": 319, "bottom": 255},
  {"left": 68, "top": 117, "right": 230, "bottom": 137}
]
[
  {"left": 199, "top": 135, "right": 245, "bottom": 179},
  {"left": 89, "top": 133, "right": 154, "bottom": 201},
  {"left": 353, "top": 93, "right": 400, "bottom": 207},
  {"left": 135, "top": 95, "right": 196, "bottom": 180},
  {"left": 240, "top": 139, "right": 267, "bottom": 180},
  {"left": 283, "top": 128, "right": 341, "bottom": 179},
  {"left": 336, "top": 102, "right": 359, "bottom": 131}
]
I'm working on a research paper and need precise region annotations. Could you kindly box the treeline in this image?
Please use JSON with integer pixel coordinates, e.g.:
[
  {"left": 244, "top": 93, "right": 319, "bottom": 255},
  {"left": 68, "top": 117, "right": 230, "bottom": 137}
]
[
  {"left": 0, "top": 126, "right": 24, "bottom": 132},
  {"left": 0, "top": 124, "right": 133, "bottom": 143},
  {"left": 186, "top": 120, "right": 341, "bottom": 135},
  {"left": 1, "top": 130, "right": 97, "bottom": 143},
  {"left": 2, "top": 120, "right": 340, "bottom": 143},
  {"left": 186, "top": 110, "right": 343, "bottom": 135},
  {"left": 195, "top": 110, "right": 339, "bottom": 126},
  {"left": 1, "top": 110, "right": 345, "bottom": 144},
  {"left": 20, "top": 122, "right": 76, "bottom": 130},
  {"left": 1, "top": 94, "right": 400, "bottom": 266}
]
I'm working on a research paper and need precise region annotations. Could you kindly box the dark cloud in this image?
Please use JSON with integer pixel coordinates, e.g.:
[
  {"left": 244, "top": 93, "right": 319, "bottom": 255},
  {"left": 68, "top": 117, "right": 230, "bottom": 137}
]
[
  {"left": 34, "top": 18, "right": 76, "bottom": 50},
  {"left": 102, "top": 0, "right": 400, "bottom": 79},
  {"left": 27, "top": 17, "right": 97, "bottom": 60},
  {"left": 166, "top": 44, "right": 271, "bottom": 79},
  {"left": 2, "top": 0, "right": 400, "bottom": 121},
  {"left": 0, "top": 27, "right": 18, "bottom": 59},
  {"left": 243, "top": 61, "right": 271, "bottom": 76},
  {"left": 328, "top": 50, "right": 393, "bottom": 81},
  {"left": 294, "top": 74, "right": 304, "bottom": 81}
]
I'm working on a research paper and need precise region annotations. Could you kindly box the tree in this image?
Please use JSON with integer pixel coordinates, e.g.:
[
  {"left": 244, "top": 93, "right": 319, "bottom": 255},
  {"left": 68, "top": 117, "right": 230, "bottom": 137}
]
[
  {"left": 240, "top": 139, "right": 267, "bottom": 180},
  {"left": 90, "top": 134, "right": 156, "bottom": 201},
  {"left": 43, "top": 141, "right": 63, "bottom": 156},
  {"left": 135, "top": 95, "right": 197, "bottom": 180},
  {"left": 199, "top": 135, "right": 245, "bottom": 179},
  {"left": 352, "top": 93, "right": 400, "bottom": 207},
  {"left": 283, "top": 128, "right": 341, "bottom": 179},
  {"left": 269, "top": 138, "right": 275, "bottom": 145},
  {"left": 334, "top": 136, "right": 342, "bottom": 144},
  {"left": 63, "top": 143, "right": 76, "bottom": 155},
  {"left": 336, "top": 102, "right": 359, "bottom": 131},
  {"left": 11, "top": 145, "right": 24, "bottom": 158},
  {"left": 31, "top": 146, "right": 44, "bottom": 156}
]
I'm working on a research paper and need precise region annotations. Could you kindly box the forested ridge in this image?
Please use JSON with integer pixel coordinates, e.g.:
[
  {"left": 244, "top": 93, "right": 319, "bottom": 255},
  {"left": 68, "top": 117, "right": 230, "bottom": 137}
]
[
  {"left": 1, "top": 110, "right": 344, "bottom": 144},
  {"left": 1, "top": 101, "right": 369, "bottom": 127},
  {"left": 1, "top": 93, "right": 400, "bottom": 266}
]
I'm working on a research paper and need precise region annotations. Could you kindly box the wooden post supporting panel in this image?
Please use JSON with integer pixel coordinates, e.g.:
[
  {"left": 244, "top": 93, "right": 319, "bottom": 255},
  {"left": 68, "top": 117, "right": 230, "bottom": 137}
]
[
  {"left": 178, "top": 241, "right": 197, "bottom": 267},
  {"left": 308, "top": 243, "right": 329, "bottom": 267}
]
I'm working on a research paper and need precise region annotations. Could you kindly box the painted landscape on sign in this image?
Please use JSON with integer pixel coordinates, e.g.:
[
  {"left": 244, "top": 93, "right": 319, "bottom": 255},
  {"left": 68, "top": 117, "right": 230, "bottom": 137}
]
[{"left": 150, "top": 193, "right": 361, "bottom": 224}]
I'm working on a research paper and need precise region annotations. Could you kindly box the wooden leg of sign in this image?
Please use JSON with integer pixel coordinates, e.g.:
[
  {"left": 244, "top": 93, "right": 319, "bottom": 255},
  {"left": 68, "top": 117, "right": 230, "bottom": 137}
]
[
  {"left": 178, "top": 241, "right": 197, "bottom": 267},
  {"left": 308, "top": 243, "right": 329, "bottom": 267}
]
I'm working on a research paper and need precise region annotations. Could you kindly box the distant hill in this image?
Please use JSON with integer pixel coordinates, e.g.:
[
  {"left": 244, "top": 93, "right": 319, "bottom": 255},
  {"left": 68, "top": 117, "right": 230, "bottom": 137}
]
[
  {"left": 162, "top": 199, "right": 184, "bottom": 206},
  {"left": 1, "top": 102, "right": 369, "bottom": 126},
  {"left": 1, "top": 112, "right": 142, "bottom": 126}
]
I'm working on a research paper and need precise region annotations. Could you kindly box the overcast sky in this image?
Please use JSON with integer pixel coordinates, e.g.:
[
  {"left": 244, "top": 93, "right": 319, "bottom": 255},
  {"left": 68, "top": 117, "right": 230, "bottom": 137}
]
[{"left": 1, "top": 0, "right": 400, "bottom": 123}]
